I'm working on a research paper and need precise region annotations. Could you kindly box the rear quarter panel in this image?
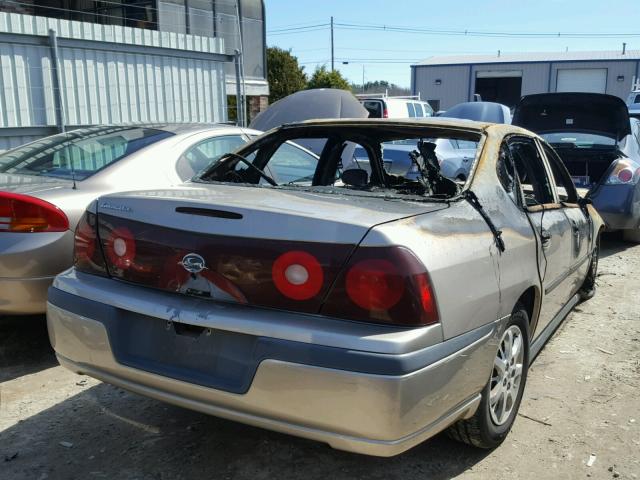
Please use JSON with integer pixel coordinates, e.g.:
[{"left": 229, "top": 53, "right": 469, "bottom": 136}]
[{"left": 365, "top": 126, "right": 542, "bottom": 340}]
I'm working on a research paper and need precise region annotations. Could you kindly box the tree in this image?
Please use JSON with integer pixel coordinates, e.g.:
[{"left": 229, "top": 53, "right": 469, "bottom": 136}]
[
  {"left": 266, "top": 47, "right": 307, "bottom": 103},
  {"left": 351, "top": 80, "right": 411, "bottom": 96},
  {"left": 307, "top": 66, "right": 351, "bottom": 91}
]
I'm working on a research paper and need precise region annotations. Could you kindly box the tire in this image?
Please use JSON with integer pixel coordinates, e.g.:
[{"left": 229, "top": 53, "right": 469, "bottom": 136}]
[
  {"left": 579, "top": 234, "right": 600, "bottom": 302},
  {"left": 447, "top": 304, "right": 530, "bottom": 449},
  {"left": 623, "top": 228, "right": 640, "bottom": 243}
]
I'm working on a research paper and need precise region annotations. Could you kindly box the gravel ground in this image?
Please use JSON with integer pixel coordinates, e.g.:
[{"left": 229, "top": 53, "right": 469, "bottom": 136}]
[{"left": 1, "top": 233, "right": 639, "bottom": 480}]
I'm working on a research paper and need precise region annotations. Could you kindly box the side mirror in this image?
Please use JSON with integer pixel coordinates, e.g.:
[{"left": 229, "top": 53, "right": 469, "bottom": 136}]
[
  {"left": 341, "top": 169, "right": 369, "bottom": 187},
  {"left": 577, "top": 196, "right": 593, "bottom": 206}
]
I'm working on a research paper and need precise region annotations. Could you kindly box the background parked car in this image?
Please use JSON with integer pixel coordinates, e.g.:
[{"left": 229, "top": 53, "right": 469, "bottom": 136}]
[
  {"left": 627, "top": 90, "right": 640, "bottom": 119},
  {"left": 512, "top": 93, "right": 640, "bottom": 242},
  {"left": 440, "top": 101, "right": 512, "bottom": 124},
  {"left": 357, "top": 94, "right": 434, "bottom": 119},
  {"left": 0, "top": 124, "right": 317, "bottom": 314},
  {"left": 367, "top": 101, "right": 509, "bottom": 181}
]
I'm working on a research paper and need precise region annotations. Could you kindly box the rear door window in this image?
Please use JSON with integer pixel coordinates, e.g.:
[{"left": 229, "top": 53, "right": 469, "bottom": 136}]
[
  {"left": 507, "top": 136, "right": 555, "bottom": 207},
  {"left": 541, "top": 143, "right": 578, "bottom": 203},
  {"left": 177, "top": 135, "right": 247, "bottom": 180},
  {"left": 406, "top": 102, "right": 416, "bottom": 117},
  {"left": 422, "top": 102, "right": 434, "bottom": 117},
  {"left": 414, "top": 103, "right": 424, "bottom": 117},
  {"left": 264, "top": 142, "right": 318, "bottom": 184}
]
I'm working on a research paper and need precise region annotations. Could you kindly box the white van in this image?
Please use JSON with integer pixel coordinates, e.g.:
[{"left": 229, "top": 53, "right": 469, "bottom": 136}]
[{"left": 357, "top": 95, "right": 434, "bottom": 119}]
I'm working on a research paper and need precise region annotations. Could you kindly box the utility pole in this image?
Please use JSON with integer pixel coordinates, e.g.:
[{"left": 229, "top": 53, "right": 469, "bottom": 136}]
[{"left": 330, "top": 16, "right": 334, "bottom": 71}]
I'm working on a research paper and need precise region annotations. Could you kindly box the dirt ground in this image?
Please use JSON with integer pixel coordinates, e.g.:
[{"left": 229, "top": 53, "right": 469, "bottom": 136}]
[{"left": 1, "top": 233, "right": 639, "bottom": 480}]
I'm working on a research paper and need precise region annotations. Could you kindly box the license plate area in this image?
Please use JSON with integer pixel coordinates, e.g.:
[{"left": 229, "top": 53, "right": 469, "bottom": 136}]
[{"left": 109, "top": 309, "right": 259, "bottom": 393}]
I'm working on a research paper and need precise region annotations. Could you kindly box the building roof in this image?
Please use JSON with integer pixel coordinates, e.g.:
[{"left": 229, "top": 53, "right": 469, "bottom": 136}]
[{"left": 413, "top": 50, "right": 640, "bottom": 67}]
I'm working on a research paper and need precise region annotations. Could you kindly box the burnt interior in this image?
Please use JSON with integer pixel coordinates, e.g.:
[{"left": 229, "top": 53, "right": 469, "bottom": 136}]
[{"left": 198, "top": 123, "right": 482, "bottom": 200}]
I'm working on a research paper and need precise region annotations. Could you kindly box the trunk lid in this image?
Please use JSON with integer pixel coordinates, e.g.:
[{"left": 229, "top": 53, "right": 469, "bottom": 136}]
[
  {"left": 512, "top": 93, "right": 631, "bottom": 141},
  {"left": 95, "top": 184, "right": 446, "bottom": 313}
]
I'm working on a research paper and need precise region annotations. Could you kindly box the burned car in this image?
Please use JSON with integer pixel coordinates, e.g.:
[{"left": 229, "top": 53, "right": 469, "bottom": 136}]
[
  {"left": 47, "top": 118, "right": 602, "bottom": 457},
  {"left": 513, "top": 93, "right": 640, "bottom": 242}
]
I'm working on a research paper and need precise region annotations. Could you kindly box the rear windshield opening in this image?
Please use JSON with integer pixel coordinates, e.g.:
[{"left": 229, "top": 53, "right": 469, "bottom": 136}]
[
  {"left": 0, "top": 126, "right": 173, "bottom": 181},
  {"left": 197, "top": 124, "right": 482, "bottom": 201}
]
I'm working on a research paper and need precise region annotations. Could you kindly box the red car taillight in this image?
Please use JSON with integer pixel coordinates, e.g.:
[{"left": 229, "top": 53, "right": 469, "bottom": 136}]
[
  {"left": 321, "top": 246, "right": 439, "bottom": 327},
  {"left": 105, "top": 226, "right": 137, "bottom": 270},
  {"left": 272, "top": 250, "right": 324, "bottom": 300},
  {"left": 0, "top": 192, "right": 69, "bottom": 233},
  {"left": 74, "top": 211, "right": 108, "bottom": 276},
  {"left": 605, "top": 159, "right": 640, "bottom": 185},
  {"left": 383, "top": 108, "right": 389, "bottom": 118}
]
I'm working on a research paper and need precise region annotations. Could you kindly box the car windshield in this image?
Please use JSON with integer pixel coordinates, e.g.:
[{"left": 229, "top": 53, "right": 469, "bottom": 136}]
[
  {"left": 197, "top": 124, "right": 483, "bottom": 201},
  {"left": 542, "top": 132, "right": 616, "bottom": 148},
  {"left": 0, "top": 126, "right": 173, "bottom": 180}
]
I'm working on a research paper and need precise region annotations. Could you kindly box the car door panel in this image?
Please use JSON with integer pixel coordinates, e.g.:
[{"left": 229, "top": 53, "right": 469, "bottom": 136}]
[
  {"left": 507, "top": 136, "right": 575, "bottom": 339},
  {"left": 562, "top": 206, "right": 591, "bottom": 293},
  {"left": 539, "top": 140, "right": 593, "bottom": 296},
  {"left": 527, "top": 207, "right": 575, "bottom": 337}
]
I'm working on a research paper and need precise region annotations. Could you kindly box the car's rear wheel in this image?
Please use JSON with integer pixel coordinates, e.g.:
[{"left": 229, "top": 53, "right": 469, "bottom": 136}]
[
  {"left": 579, "top": 234, "right": 600, "bottom": 301},
  {"left": 447, "top": 304, "right": 530, "bottom": 449},
  {"left": 623, "top": 228, "right": 640, "bottom": 243}
]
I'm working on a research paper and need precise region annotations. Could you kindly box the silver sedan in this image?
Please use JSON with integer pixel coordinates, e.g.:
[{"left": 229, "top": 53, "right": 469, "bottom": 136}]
[
  {"left": 48, "top": 118, "right": 603, "bottom": 456},
  {"left": 0, "top": 124, "right": 274, "bottom": 314}
]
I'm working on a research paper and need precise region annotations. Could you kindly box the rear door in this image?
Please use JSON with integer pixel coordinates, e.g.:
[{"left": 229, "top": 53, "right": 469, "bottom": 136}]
[
  {"left": 540, "top": 141, "right": 592, "bottom": 290},
  {"left": 507, "top": 136, "right": 574, "bottom": 337}
]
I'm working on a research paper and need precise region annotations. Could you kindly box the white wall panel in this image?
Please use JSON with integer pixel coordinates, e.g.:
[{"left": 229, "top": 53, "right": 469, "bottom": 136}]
[{"left": 0, "top": 11, "right": 229, "bottom": 150}]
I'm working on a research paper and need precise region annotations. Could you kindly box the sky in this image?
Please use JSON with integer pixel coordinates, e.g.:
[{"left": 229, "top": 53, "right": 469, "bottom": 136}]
[{"left": 265, "top": 0, "right": 640, "bottom": 88}]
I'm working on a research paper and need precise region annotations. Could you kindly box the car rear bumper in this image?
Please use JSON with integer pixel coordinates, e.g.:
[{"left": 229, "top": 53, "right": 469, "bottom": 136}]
[
  {"left": 0, "top": 276, "right": 54, "bottom": 314},
  {"left": 0, "top": 230, "right": 73, "bottom": 314},
  {"left": 47, "top": 270, "right": 501, "bottom": 456},
  {"left": 591, "top": 183, "right": 640, "bottom": 231}
]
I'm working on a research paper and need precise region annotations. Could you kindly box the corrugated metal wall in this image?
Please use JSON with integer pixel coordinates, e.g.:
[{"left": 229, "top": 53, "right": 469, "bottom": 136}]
[
  {"left": 0, "top": 12, "right": 230, "bottom": 152},
  {"left": 0, "top": 42, "right": 55, "bottom": 128},
  {"left": 412, "top": 65, "right": 470, "bottom": 110},
  {"left": 56, "top": 48, "right": 226, "bottom": 126}
]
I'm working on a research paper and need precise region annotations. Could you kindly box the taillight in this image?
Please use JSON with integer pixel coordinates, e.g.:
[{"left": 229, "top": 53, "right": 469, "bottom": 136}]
[
  {"left": 105, "top": 226, "right": 137, "bottom": 270},
  {"left": 272, "top": 250, "right": 324, "bottom": 300},
  {"left": 605, "top": 159, "right": 640, "bottom": 185},
  {"left": 321, "top": 246, "right": 439, "bottom": 326},
  {"left": 74, "top": 211, "right": 108, "bottom": 276},
  {"left": 0, "top": 192, "right": 68, "bottom": 233},
  {"left": 345, "top": 259, "right": 404, "bottom": 310},
  {"left": 96, "top": 213, "right": 353, "bottom": 313},
  {"left": 383, "top": 108, "right": 389, "bottom": 118}
]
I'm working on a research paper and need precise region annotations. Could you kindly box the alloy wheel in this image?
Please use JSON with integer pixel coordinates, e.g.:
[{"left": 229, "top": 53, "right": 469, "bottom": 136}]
[{"left": 489, "top": 325, "right": 525, "bottom": 426}]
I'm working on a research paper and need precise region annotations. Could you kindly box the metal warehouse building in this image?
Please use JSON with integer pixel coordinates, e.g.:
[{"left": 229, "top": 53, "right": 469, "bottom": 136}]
[
  {"left": 0, "top": 1, "right": 267, "bottom": 152},
  {"left": 411, "top": 50, "right": 640, "bottom": 111}
]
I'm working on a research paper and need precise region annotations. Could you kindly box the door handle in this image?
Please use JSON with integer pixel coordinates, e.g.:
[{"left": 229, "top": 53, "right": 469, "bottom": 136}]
[
  {"left": 540, "top": 228, "right": 552, "bottom": 249},
  {"left": 571, "top": 222, "right": 580, "bottom": 237}
]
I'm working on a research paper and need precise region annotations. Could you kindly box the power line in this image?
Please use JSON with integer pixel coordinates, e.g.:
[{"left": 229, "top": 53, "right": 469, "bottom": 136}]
[
  {"left": 267, "top": 20, "right": 328, "bottom": 31},
  {"left": 267, "top": 23, "right": 329, "bottom": 34},
  {"left": 334, "top": 21, "right": 640, "bottom": 39},
  {"left": 267, "top": 27, "right": 329, "bottom": 36}
]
